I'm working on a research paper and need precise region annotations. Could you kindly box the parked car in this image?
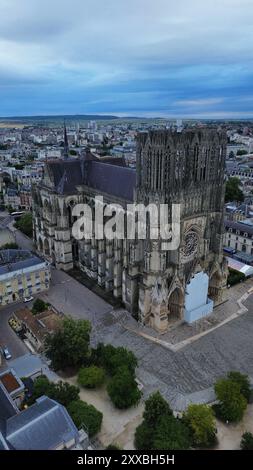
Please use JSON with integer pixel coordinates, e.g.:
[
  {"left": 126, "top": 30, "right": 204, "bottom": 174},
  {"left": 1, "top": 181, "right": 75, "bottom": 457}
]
[
  {"left": 23, "top": 296, "right": 34, "bottom": 303},
  {"left": 3, "top": 347, "right": 12, "bottom": 360}
]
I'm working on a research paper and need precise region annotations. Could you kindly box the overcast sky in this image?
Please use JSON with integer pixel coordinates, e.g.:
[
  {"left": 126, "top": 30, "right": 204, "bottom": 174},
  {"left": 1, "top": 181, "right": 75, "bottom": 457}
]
[{"left": 0, "top": 0, "right": 252, "bottom": 117}]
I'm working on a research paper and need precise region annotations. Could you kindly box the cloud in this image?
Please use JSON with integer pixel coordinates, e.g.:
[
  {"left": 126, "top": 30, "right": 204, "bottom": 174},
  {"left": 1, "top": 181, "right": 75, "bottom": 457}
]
[
  {"left": 175, "top": 98, "right": 224, "bottom": 107},
  {"left": 0, "top": 0, "right": 252, "bottom": 116}
]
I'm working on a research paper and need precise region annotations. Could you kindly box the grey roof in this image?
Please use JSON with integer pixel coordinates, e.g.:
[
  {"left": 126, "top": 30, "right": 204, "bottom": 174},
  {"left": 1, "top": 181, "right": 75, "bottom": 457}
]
[
  {"left": 5, "top": 396, "right": 80, "bottom": 450},
  {"left": 225, "top": 219, "right": 253, "bottom": 235},
  {"left": 87, "top": 161, "right": 136, "bottom": 201},
  {"left": 0, "top": 249, "right": 45, "bottom": 275},
  {"left": 44, "top": 155, "right": 136, "bottom": 200},
  {"left": 8, "top": 353, "right": 58, "bottom": 382},
  {"left": 47, "top": 159, "right": 84, "bottom": 194},
  {"left": 234, "top": 252, "right": 253, "bottom": 263}
]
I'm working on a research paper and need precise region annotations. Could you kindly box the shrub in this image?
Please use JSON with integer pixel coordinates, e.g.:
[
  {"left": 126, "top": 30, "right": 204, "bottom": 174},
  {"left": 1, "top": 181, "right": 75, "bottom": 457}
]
[
  {"left": 106, "top": 444, "right": 121, "bottom": 450},
  {"left": 67, "top": 400, "right": 103, "bottom": 436},
  {"left": 183, "top": 404, "right": 217, "bottom": 448},
  {"left": 78, "top": 366, "right": 105, "bottom": 389},
  {"left": 32, "top": 298, "right": 47, "bottom": 315},
  {"left": 240, "top": 432, "right": 253, "bottom": 450},
  {"left": 107, "top": 366, "right": 142, "bottom": 409},
  {"left": 227, "top": 269, "right": 245, "bottom": 286}
]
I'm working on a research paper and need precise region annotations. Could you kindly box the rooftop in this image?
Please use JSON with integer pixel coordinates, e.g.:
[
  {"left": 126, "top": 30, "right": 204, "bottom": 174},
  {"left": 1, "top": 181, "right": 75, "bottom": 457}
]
[
  {"left": 42, "top": 153, "right": 136, "bottom": 200},
  {"left": 0, "top": 249, "right": 47, "bottom": 276},
  {"left": 14, "top": 307, "right": 61, "bottom": 345},
  {"left": 0, "top": 371, "right": 21, "bottom": 394},
  {"left": 5, "top": 396, "right": 81, "bottom": 450}
]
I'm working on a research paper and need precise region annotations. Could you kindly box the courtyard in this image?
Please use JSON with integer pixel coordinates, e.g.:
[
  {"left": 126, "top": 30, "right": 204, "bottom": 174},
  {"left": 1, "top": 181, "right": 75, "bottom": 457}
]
[
  {"left": 39, "top": 270, "right": 253, "bottom": 411},
  {"left": 3, "top": 225, "right": 253, "bottom": 412}
]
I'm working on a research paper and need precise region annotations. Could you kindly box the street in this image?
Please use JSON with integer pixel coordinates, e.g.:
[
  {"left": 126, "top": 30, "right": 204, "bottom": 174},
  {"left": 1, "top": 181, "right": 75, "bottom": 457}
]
[{"left": 0, "top": 301, "right": 29, "bottom": 367}]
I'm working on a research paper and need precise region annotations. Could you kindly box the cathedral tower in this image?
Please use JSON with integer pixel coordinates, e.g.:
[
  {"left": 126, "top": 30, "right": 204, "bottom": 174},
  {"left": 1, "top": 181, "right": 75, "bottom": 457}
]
[{"left": 136, "top": 128, "right": 228, "bottom": 332}]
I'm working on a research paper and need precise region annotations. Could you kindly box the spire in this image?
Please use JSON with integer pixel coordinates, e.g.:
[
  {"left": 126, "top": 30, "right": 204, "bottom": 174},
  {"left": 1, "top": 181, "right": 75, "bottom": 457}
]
[{"left": 63, "top": 120, "right": 69, "bottom": 159}]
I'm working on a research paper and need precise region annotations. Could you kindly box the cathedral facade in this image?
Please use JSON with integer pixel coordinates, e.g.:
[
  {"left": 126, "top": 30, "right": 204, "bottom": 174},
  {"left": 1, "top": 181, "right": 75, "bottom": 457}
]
[{"left": 32, "top": 128, "right": 227, "bottom": 333}]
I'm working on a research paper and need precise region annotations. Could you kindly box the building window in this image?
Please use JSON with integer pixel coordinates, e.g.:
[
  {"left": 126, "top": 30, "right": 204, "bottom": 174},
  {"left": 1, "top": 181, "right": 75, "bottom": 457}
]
[
  {"left": 228, "top": 240, "right": 231, "bottom": 247},
  {"left": 242, "top": 244, "right": 246, "bottom": 252}
]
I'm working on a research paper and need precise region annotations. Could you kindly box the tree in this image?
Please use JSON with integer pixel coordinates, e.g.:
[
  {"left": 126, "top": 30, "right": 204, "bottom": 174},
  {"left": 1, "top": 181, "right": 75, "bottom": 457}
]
[
  {"left": 214, "top": 378, "right": 247, "bottom": 422},
  {"left": 31, "top": 375, "right": 53, "bottom": 403},
  {"left": 143, "top": 391, "right": 172, "bottom": 425},
  {"left": 30, "top": 376, "right": 80, "bottom": 407},
  {"left": 107, "top": 366, "right": 142, "bottom": 409},
  {"left": 237, "top": 149, "right": 248, "bottom": 156},
  {"left": 240, "top": 432, "right": 253, "bottom": 450},
  {"left": 183, "top": 404, "right": 217, "bottom": 448},
  {"left": 78, "top": 366, "right": 105, "bottom": 389},
  {"left": 134, "top": 421, "right": 154, "bottom": 450},
  {"left": 45, "top": 317, "right": 91, "bottom": 370},
  {"left": 52, "top": 381, "right": 80, "bottom": 407},
  {"left": 67, "top": 400, "right": 103, "bottom": 436},
  {"left": 95, "top": 343, "right": 138, "bottom": 375},
  {"left": 32, "top": 298, "right": 47, "bottom": 315},
  {"left": 225, "top": 177, "right": 244, "bottom": 203},
  {"left": 15, "top": 212, "right": 33, "bottom": 237},
  {"left": 106, "top": 444, "right": 121, "bottom": 450},
  {"left": 153, "top": 415, "right": 191, "bottom": 450},
  {"left": 227, "top": 371, "right": 251, "bottom": 403},
  {"left": 0, "top": 242, "right": 18, "bottom": 250},
  {"left": 7, "top": 205, "right": 14, "bottom": 214}
]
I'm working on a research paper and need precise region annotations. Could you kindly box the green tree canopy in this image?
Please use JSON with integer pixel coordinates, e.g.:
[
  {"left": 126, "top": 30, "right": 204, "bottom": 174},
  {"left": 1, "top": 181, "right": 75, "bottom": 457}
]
[
  {"left": 32, "top": 298, "right": 47, "bottom": 315},
  {"left": 45, "top": 317, "right": 91, "bottom": 370},
  {"left": 15, "top": 212, "right": 33, "bottom": 237},
  {"left": 227, "top": 371, "right": 251, "bottom": 403},
  {"left": 134, "top": 421, "right": 154, "bottom": 450},
  {"left": 67, "top": 400, "right": 103, "bottom": 436},
  {"left": 214, "top": 378, "right": 247, "bottom": 422},
  {"left": 240, "top": 432, "right": 253, "bottom": 450},
  {"left": 236, "top": 149, "right": 248, "bottom": 156},
  {"left": 143, "top": 391, "right": 172, "bottom": 426},
  {"left": 225, "top": 177, "right": 244, "bottom": 203},
  {"left": 30, "top": 376, "right": 80, "bottom": 407},
  {"left": 153, "top": 415, "right": 191, "bottom": 450},
  {"left": 107, "top": 366, "right": 142, "bottom": 409},
  {"left": 95, "top": 343, "right": 138, "bottom": 375},
  {"left": 78, "top": 366, "right": 105, "bottom": 389},
  {"left": 183, "top": 404, "right": 217, "bottom": 447}
]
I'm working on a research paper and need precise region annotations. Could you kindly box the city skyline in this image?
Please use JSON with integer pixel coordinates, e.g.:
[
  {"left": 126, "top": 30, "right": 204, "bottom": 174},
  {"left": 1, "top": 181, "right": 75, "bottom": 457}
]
[{"left": 0, "top": 0, "right": 253, "bottom": 118}]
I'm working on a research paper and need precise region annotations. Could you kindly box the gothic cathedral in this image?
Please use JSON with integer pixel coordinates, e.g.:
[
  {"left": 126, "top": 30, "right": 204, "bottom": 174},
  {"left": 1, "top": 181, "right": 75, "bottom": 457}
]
[{"left": 32, "top": 128, "right": 227, "bottom": 333}]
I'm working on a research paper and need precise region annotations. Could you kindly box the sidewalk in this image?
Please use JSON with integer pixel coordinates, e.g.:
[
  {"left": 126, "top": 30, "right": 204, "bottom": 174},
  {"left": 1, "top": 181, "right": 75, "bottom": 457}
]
[{"left": 116, "top": 278, "right": 253, "bottom": 352}]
